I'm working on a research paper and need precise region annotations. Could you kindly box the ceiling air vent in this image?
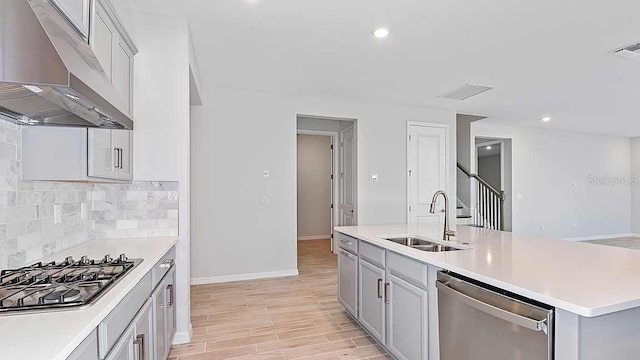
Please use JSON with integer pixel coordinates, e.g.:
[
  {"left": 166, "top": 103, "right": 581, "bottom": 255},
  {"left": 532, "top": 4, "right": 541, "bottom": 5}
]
[
  {"left": 439, "top": 84, "right": 494, "bottom": 101},
  {"left": 612, "top": 42, "right": 640, "bottom": 58}
]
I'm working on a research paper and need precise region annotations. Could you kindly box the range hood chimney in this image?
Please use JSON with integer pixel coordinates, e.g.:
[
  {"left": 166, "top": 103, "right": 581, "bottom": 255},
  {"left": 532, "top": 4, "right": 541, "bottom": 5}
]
[{"left": 0, "top": 0, "right": 133, "bottom": 129}]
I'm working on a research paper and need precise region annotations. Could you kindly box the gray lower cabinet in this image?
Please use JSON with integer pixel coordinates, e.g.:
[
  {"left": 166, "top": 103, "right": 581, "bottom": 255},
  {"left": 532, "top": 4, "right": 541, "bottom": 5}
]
[
  {"left": 154, "top": 266, "right": 177, "bottom": 360},
  {"left": 337, "top": 234, "right": 431, "bottom": 360},
  {"left": 67, "top": 246, "right": 177, "bottom": 360},
  {"left": 106, "top": 299, "right": 153, "bottom": 360},
  {"left": 67, "top": 329, "right": 99, "bottom": 360},
  {"left": 358, "top": 259, "right": 386, "bottom": 344},
  {"left": 386, "top": 273, "right": 429, "bottom": 360},
  {"left": 338, "top": 249, "right": 358, "bottom": 317}
]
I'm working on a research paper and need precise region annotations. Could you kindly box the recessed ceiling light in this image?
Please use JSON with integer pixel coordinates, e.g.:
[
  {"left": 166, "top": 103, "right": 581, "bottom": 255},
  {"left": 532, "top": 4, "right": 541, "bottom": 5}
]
[
  {"left": 372, "top": 28, "right": 389, "bottom": 39},
  {"left": 541, "top": 116, "right": 551, "bottom": 122},
  {"left": 486, "top": 146, "right": 492, "bottom": 150}
]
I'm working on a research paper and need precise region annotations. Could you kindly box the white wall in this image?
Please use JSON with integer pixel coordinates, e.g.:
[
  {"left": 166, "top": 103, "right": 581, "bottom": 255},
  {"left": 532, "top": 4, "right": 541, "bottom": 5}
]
[
  {"left": 630, "top": 138, "right": 640, "bottom": 234},
  {"left": 297, "top": 135, "right": 332, "bottom": 239},
  {"left": 472, "top": 123, "right": 631, "bottom": 239},
  {"left": 118, "top": 10, "right": 192, "bottom": 342},
  {"left": 191, "top": 86, "right": 456, "bottom": 280},
  {"left": 297, "top": 117, "right": 342, "bottom": 132},
  {"left": 478, "top": 154, "right": 501, "bottom": 190}
]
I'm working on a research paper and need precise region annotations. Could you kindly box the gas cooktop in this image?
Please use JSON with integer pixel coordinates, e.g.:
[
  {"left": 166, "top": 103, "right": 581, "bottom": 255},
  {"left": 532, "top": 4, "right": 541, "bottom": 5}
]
[{"left": 0, "top": 254, "right": 142, "bottom": 315}]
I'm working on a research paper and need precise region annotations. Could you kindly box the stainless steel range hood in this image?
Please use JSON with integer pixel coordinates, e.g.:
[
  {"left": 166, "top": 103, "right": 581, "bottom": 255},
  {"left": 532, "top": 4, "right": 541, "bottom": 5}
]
[{"left": 0, "top": 0, "right": 133, "bottom": 129}]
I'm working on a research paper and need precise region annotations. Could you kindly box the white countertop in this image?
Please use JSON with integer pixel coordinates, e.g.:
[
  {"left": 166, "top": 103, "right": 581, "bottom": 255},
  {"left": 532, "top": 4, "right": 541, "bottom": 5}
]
[
  {"left": 335, "top": 224, "right": 640, "bottom": 317},
  {"left": 0, "top": 237, "right": 177, "bottom": 360}
]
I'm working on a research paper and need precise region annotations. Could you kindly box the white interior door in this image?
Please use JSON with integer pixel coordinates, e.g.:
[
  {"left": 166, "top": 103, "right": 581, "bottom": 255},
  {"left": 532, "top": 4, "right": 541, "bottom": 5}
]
[
  {"left": 407, "top": 124, "right": 448, "bottom": 225},
  {"left": 340, "top": 126, "right": 357, "bottom": 226}
]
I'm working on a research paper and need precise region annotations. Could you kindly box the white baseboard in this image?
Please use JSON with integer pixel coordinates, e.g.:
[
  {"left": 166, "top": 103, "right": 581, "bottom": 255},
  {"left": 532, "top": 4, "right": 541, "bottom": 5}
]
[
  {"left": 562, "top": 233, "right": 639, "bottom": 242},
  {"left": 297, "top": 235, "right": 331, "bottom": 240},
  {"left": 191, "top": 269, "right": 299, "bottom": 285},
  {"left": 172, "top": 322, "right": 192, "bottom": 345}
]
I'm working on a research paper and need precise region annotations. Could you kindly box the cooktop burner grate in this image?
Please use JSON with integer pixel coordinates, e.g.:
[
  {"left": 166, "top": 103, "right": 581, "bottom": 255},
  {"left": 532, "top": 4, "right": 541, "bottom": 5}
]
[{"left": 0, "top": 254, "right": 142, "bottom": 314}]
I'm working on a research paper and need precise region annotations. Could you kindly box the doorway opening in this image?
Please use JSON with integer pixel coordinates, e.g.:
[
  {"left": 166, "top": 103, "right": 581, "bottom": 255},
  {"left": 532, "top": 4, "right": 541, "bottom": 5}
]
[
  {"left": 296, "top": 115, "right": 357, "bottom": 255},
  {"left": 474, "top": 137, "right": 513, "bottom": 231}
]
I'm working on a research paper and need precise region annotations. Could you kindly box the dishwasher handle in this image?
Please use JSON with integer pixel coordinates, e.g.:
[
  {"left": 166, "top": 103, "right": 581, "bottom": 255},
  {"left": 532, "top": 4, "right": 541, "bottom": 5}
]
[{"left": 436, "top": 280, "right": 548, "bottom": 334}]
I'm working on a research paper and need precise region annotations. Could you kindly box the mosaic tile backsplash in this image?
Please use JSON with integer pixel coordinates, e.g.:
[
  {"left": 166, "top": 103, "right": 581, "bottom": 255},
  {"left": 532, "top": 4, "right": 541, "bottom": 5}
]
[{"left": 0, "top": 119, "right": 179, "bottom": 268}]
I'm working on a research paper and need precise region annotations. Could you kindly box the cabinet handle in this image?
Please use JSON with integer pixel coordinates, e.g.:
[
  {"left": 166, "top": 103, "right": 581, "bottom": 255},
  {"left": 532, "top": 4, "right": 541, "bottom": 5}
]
[
  {"left": 340, "top": 239, "right": 352, "bottom": 246},
  {"left": 384, "top": 283, "right": 390, "bottom": 304},
  {"left": 133, "top": 334, "right": 145, "bottom": 360},
  {"left": 167, "top": 284, "right": 174, "bottom": 307},
  {"left": 118, "top": 148, "right": 122, "bottom": 169},
  {"left": 377, "top": 279, "right": 383, "bottom": 299},
  {"left": 113, "top": 148, "right": 119, "bottom": 169},
  {"left": 341, "top": 251, "right": 354, "bottom": 260}
]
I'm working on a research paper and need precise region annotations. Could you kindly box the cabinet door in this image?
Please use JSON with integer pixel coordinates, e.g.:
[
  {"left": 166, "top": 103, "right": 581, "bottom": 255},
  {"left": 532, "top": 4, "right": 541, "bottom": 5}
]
[
  {"left": 114, "top": 40, "right": 133, "bottom": 114},
  {"left": 112, "top": 130, "right": 133, "bottom": 180},
  {"left": 133, "top": 300, "right": 153, "bottom": 360},
  {"left": 386, "top": 274, "right": 429, "bottom": 360},
  {"left": 154, "top": 282, "right": 167, "bottom": 360},
  {"left": 338, "top": 250, "right": 358, "bottom": 317},
  {"left": 67, "top": 329, "right": 99, "bottom": 360},
  {"left": 93, "top": 1, "right": 117, "bottom": 80},
  {"left": 50, "top": 0, "right": 91, "bottom": 41},
  {"left": 358, "top": 259, "right": 385, "bottom": 344},
  {"left": 88, "top": 128, "right": 116, "bottom": 179},
  {"left": 165, "top": 268, "right": 177, "bottom": 349},
  {"left": 105, "top": 326, "right": 134, "bottom": 360}
]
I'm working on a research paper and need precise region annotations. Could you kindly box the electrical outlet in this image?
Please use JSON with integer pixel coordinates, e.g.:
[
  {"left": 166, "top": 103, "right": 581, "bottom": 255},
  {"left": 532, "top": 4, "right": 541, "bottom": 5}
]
[
  {"left": 263, "top": 170, "right": 270, "bottom": 179},
  {"left": 573, "top": 223, "right": 579, "bottom": 229},
  {"left": 604, "top": 221, "right": 609, "bottom": 227},
  {"left": 259, "top": 196, "right": 270, "bottom": 206},
  {"left": 540, "top": 224, "right": 545, "bottom": 231},
  {"left": 516, "top": 194, "right": 524, "bottom": 200},
  {"left": 371, "top": 174, "right": 378, "bottom": 182},
  {"left": 53, "top": 204, "right": 62, "bottom": 224}
]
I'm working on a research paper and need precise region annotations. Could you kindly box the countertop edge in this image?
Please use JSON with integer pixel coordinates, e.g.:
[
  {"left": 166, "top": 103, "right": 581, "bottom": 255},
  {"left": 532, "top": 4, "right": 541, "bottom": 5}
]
[{"left": 335, "top": 227, "right": 632, "bottom": 318}]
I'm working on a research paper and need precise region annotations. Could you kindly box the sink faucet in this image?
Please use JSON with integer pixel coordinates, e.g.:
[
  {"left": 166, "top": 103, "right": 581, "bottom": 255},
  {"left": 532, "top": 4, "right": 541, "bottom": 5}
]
[{"left": 429, "top": 190, "right": 456, "bottom": 241}]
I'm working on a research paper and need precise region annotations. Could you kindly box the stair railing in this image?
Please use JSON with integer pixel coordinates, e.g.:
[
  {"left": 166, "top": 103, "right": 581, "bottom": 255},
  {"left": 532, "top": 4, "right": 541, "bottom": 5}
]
[{"left": 457, "top": 163, "right": 505, "bottom": 230}]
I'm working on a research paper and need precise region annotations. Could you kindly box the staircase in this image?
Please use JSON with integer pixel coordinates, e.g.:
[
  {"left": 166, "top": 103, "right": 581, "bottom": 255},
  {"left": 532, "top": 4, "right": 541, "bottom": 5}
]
[{"left": 457, "top": 163, "right": 505, "bottom": 230}]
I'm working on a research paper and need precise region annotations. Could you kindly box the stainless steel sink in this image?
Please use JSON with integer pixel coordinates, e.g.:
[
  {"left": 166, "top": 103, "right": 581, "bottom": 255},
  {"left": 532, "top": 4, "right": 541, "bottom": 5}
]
[
  {"left": 385, "top": 237, "right": 433, "bottom": 247},
  {"left": 384, "top": 237, "right": 463, "bottom": 252}
]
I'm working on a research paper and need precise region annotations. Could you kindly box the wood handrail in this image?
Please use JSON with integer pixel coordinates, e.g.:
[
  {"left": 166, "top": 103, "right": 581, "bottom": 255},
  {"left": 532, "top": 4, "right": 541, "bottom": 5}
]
[{"left": 457, "top": 162, "right": 503, "bottom": 198}]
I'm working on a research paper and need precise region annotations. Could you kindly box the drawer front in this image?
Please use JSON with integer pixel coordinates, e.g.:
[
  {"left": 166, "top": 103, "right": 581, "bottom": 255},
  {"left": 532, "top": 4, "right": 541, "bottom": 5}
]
[
  {"left": 359, "top": 241, "right": 385, "bottom": 268},
  {"left": 153, "top": 246, "right": 176, "bottom": 286},
  {"left": 387, "top": 252, "right": 429, "bottom": 290},
  {"left": 337, "top": 232, "right": 358, "bottom": 254},
  {"left": 67, "top": 329, "right": 99, "bottom": 360},
  {"left": 99, "top": 272, "right": 153, "bottom": 358}
]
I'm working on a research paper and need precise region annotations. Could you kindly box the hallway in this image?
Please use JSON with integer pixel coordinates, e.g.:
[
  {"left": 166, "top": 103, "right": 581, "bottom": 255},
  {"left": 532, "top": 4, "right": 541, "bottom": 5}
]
[{"left": 169, "top": 240, "right": 390, "bottom": 360}]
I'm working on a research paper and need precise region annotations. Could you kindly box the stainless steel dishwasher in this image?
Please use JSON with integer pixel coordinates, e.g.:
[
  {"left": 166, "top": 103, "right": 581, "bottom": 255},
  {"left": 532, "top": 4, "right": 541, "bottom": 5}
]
[{"left": 437, "top": 271, "right": 554, "bottom": 360}]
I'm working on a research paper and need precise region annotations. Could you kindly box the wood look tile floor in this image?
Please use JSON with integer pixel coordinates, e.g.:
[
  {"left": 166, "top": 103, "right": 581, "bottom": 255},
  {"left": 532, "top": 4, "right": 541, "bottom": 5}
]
[{"left": 169, "top": 240, "right": 391, "bottom": 360}]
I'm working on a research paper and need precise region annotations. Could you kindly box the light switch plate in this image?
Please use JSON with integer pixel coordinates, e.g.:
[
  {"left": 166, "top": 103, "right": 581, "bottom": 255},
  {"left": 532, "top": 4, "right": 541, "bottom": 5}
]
[
  {"left": 516, "top": 194, "right": 524, "bottom": 200},
  {"left": 263, "top": 170, "right": 270, "bottom": 179},
  {"left": 53, "top": 204, "right": 62, "bottom": 224},
  {"left": 259, "top": 196, "right": 270, "bottom": 206},
  {"left": 371, "top": 174, "right": 378, "bottom": 182}
]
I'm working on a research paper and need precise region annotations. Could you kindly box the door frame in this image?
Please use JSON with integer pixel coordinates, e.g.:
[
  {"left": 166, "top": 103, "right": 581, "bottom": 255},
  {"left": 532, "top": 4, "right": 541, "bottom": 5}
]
[
  {"left": 296, "top": 130, "right": 340, "bottom": 250},
  {"left": 406, "top": 121, "right": 451, "bottom": 224}
]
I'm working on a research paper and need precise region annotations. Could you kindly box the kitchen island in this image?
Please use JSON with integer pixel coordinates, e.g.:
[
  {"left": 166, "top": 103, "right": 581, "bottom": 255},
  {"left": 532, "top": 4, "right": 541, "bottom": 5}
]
[{"left": 335, "top": 224, "right": 640, "bottom": 360}]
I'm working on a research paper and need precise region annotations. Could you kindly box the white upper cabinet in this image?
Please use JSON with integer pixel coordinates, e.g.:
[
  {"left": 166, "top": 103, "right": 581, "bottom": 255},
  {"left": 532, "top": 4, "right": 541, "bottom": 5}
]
[
  {"left": 112, "top": 129, "right": 133, "bottom": 181},
  {"left": 50, "top": 0, "right": 92, "bottom": 41},
  {"left": 92, "top": 2, "right": 117, "bottom": 80},
  {"left": 90, "top": 0, "right": 137, "bottom": 116},
  {"left": 114, "top": 40, "right": 133, "bottom": 114},
  {"left": 88, "top": 128, "right": 116, "bottom": 179}
]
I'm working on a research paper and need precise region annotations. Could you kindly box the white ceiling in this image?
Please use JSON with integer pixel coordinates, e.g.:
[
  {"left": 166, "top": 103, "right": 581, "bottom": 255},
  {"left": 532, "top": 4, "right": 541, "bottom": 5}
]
[{"left": 113, "top": 0, "right": 640, "bottom": 137}]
